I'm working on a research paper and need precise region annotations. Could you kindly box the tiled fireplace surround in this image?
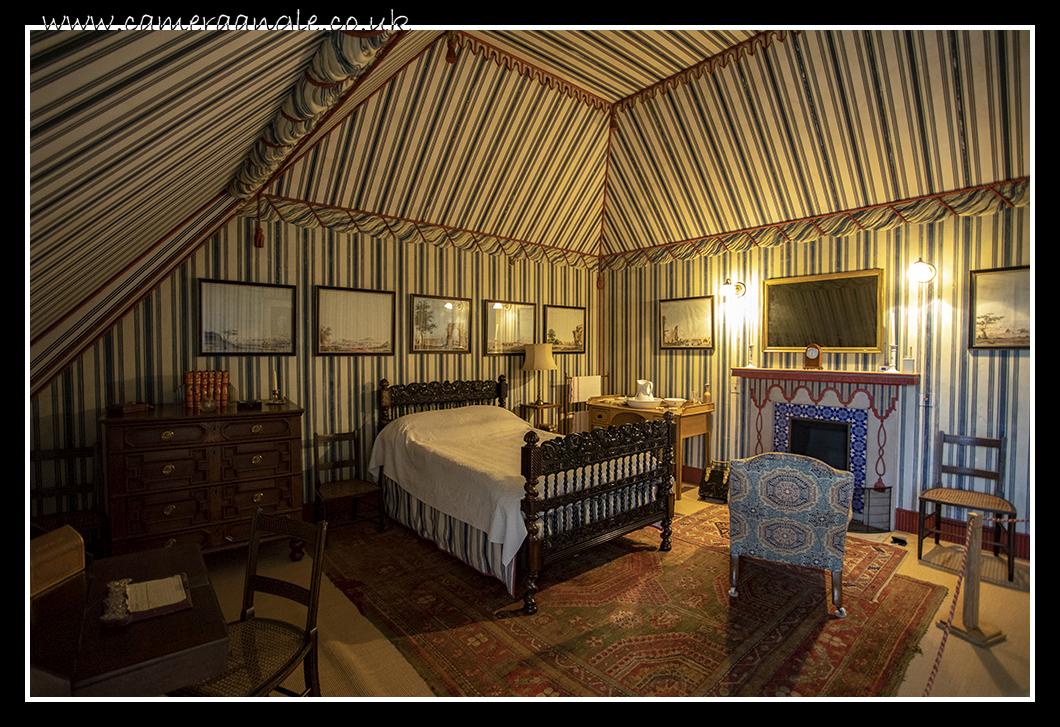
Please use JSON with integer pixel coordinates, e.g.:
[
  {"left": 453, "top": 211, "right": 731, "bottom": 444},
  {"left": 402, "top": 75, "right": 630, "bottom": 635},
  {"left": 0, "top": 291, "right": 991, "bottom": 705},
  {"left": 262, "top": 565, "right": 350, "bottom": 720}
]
[{"left": 731, "top": 367, "right": 921, "bottom": 532}]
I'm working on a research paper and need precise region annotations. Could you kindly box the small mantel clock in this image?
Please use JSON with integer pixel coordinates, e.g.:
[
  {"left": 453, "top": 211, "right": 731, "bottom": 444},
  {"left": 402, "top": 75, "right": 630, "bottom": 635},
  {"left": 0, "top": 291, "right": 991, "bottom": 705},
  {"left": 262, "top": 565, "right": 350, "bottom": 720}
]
[{"left": 803, "top": 343, "right": 823, "bottom": 370}]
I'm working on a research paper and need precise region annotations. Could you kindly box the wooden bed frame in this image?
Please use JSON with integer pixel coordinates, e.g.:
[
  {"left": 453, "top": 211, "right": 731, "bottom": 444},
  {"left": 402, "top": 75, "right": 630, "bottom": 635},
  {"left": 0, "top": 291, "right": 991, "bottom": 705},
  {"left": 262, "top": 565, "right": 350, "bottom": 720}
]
[{"left": 378, "top": 376, "right": 677, "bottom": 615}]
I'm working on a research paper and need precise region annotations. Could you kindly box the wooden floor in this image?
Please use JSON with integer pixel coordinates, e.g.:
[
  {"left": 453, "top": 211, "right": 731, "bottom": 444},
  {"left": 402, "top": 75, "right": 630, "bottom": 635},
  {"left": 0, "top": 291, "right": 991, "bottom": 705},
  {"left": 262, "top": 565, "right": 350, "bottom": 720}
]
[{"left": 201, "top": 488, "right": 1033, "bottom": 699}]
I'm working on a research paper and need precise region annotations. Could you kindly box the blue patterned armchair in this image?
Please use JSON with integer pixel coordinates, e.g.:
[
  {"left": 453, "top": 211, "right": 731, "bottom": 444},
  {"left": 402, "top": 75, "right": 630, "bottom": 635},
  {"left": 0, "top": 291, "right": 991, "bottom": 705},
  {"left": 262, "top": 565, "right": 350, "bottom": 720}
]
[{"left": 727, "top": 452, "right": 854, "bottom": 618}]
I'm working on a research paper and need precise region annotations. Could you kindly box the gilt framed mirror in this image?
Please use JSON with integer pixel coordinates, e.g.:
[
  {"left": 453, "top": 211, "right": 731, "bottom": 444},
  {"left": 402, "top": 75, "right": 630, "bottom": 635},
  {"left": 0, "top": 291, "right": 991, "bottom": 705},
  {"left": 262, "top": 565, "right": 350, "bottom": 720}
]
[{"left": 762, "top": 269, "right": 883, "bottom": 353}]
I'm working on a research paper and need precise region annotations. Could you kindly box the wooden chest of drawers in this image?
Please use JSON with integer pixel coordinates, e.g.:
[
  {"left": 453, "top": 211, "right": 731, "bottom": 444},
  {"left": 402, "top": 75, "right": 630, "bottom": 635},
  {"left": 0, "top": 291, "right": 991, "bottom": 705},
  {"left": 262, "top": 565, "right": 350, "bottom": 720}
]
[{"left": 100, "top": 402, "right": 305, "bottom": 555}]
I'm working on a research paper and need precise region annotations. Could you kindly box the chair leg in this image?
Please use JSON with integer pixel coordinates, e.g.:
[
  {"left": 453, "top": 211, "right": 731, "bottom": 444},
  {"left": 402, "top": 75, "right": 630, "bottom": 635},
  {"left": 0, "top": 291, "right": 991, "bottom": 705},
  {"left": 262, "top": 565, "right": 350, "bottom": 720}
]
[
  {"left": 831, "top": 569, "right": 846, "bottom": 618},
  {"left": 1007, "top": 516, "right": 1016, "bottom": 582},
  {"left": 917, "top": 498, "right": 926, "bottom": 561},
  {"left": 305, "top": 643, "right": 321, "bottom": 697},
  {"left": 728, "top": 553, "right": 740, "bottom": 597}
]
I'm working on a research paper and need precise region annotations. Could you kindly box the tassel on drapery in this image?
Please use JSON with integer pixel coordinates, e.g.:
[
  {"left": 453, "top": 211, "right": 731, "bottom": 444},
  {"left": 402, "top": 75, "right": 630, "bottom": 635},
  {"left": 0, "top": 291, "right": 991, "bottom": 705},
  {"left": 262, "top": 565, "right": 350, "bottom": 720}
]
[{"left": 254, "top": 195, "right": 265, "bottom": 248}]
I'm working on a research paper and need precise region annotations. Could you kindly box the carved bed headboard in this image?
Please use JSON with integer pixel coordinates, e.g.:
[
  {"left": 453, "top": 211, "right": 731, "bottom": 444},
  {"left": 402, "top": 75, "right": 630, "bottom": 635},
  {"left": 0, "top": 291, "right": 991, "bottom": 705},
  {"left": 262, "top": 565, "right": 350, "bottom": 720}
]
[{"left": 378, "top": 376, "right": 509, "bottom": 429}]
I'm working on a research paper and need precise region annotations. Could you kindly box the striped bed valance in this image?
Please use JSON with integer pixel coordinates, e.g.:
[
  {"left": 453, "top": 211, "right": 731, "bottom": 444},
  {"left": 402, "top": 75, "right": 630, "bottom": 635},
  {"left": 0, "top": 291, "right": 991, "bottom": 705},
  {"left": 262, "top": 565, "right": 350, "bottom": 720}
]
[{"left": 243, "top": 178, "right": 1028, "bottom": 272}]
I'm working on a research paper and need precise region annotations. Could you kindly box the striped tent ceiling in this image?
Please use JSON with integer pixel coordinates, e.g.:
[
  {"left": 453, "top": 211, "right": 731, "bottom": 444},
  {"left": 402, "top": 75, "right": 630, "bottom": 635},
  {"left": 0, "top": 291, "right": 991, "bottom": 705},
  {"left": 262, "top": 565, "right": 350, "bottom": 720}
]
[{"left": 29, "top": 28, "right": 1030, "bottom": 374}]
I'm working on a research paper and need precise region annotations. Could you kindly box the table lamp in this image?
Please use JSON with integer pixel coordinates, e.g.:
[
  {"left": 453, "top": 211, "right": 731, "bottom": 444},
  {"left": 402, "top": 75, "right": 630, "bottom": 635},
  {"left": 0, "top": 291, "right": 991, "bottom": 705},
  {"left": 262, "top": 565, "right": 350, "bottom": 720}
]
[{"left": 522, "top": 343, "right": 558, "bottom": 404}]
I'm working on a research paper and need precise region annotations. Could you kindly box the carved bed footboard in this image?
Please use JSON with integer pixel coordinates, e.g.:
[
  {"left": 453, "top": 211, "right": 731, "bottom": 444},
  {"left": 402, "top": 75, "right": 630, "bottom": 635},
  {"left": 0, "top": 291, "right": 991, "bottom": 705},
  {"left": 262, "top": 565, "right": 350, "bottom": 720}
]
[{"left": 519, "top": 413, "right": 677, "bottom": 615}]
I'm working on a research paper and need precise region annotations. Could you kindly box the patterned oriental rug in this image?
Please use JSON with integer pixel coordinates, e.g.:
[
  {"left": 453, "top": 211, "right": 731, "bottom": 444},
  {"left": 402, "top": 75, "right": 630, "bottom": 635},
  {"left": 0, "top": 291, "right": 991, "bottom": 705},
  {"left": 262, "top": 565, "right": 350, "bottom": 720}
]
[{"left": 323, "top": 507, "right": 946, "bottom": 697}]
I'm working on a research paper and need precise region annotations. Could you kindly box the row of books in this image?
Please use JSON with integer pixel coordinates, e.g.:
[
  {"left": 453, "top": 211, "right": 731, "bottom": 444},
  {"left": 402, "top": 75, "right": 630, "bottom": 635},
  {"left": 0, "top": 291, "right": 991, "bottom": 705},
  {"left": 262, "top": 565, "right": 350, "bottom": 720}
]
[{"left": 183, "top": 370, "right": 229, "bottom": 409}]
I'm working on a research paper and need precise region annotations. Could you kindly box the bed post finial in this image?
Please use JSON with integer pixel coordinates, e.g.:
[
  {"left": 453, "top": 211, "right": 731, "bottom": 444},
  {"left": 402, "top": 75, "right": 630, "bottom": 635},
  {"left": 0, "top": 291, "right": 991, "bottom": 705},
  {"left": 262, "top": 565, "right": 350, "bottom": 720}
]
[{"left": 498, "top": 374, "right": 508, "bottom": 408}]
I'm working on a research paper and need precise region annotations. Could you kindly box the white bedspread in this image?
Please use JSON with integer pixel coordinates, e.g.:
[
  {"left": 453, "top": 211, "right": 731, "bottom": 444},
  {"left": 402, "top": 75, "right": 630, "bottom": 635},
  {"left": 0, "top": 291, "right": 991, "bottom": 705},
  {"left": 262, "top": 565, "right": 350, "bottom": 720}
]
[{"left": 367, "top": 406, "right": 559, "bottom": 566}]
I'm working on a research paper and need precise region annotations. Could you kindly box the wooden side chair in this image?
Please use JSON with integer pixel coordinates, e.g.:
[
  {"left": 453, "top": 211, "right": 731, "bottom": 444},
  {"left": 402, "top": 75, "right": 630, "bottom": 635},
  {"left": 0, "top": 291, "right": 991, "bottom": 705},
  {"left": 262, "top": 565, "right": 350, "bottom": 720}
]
[
  {"left": 30, "top": 444, "right": 110, "bottom": 559},
  {"left": 171, "top": 509, "right": 327, "bottom": 697},
  {"left": 918, "top": 431, "right": 1016, "bottom": 581},
  {"left": 314, "top": 431, "right": 385, "bottom": 533}
]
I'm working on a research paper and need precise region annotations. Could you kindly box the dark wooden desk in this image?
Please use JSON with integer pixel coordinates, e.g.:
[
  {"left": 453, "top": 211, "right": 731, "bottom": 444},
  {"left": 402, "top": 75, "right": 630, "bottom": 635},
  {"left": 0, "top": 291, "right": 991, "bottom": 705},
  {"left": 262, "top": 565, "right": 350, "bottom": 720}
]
[{"left": 30, "top": 544, "right": 228, "bottom": 697}]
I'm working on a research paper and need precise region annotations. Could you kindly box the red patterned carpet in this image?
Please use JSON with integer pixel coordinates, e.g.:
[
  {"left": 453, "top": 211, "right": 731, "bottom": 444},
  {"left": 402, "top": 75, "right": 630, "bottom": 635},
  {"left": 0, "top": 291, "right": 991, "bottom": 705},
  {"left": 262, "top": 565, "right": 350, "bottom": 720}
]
[
  {"left": 324, "top": 508, "right": 944, "bottom": 697},
  {"left": 670, "top": 503, "right": 907, "bottom": 603}
]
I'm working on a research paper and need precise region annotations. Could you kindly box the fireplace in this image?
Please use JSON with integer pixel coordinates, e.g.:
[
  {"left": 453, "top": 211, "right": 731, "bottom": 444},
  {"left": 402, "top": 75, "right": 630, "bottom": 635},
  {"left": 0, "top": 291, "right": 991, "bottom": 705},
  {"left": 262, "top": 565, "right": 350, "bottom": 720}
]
[
  {"left": 773, "top": 403, "right": 891, "bottom": 533},
  {"left": 789, "top": 417, "right": 850, "bottom": 471},
  {"left": 731, "top": 367, "right": 920, "bottom": 534}
]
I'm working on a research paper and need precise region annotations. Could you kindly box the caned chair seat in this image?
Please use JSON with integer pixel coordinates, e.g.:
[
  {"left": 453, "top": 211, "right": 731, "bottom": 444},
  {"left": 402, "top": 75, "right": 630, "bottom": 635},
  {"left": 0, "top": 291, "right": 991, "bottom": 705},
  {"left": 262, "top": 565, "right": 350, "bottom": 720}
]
[
  {"left": 179, "top": 618, "right": 313, "bottom": 697},
  {"left": 919, "top": 487, "right": 1016, "bottom": 516},
  {"left": 318, "top": 477, "right": 380, "bottom": 502}
]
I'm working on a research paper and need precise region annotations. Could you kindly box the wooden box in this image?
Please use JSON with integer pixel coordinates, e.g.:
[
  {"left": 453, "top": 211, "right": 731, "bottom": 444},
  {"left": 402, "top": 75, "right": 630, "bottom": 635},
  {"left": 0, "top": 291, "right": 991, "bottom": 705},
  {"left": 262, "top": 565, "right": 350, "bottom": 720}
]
[{"left": 30, "top": 525, "right": 85, "bottom": 598}]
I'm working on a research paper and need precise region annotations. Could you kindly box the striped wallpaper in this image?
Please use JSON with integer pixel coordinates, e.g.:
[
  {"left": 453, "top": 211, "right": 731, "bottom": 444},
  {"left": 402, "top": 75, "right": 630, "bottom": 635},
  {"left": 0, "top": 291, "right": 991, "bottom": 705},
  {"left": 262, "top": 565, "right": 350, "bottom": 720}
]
[
  {"left": 30, "top": 202, "right": 1031, "bottom": 539},
  {"left": 605, "top": 205, "right": 1031, "bottom": 535}
]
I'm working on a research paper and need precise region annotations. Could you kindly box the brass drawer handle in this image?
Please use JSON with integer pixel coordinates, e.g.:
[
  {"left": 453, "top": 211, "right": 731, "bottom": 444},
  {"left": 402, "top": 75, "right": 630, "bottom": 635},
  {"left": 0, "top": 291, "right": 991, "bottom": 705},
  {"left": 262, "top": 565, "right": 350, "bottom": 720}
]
[
  {"left": 251, "top": 455, "right": 263, "bottom": 465},
  {"left": 164, "top": 538, "right": 176, "bottom": 548},
  {"left": 161, "top": 430, "right": 174, "bottom": 441},
  {"left": 253, "top": 492, "right": 264, "bottom": 503},
  {"left": 163, "top": 504, "right": 176, "bottom": 516},
  {"left": 251, "top": 424, "right": 263, "bottom": 433},
  {"left": 162, "top": 464, "right": 175, "bottom": 475}
]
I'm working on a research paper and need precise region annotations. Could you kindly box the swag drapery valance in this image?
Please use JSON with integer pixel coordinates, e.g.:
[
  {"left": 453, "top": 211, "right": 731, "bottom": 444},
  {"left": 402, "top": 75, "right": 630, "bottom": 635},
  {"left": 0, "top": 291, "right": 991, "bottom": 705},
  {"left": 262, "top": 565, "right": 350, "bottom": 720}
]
[{"left": 241, "top": 177, "right": 1030, "bottom": 271}]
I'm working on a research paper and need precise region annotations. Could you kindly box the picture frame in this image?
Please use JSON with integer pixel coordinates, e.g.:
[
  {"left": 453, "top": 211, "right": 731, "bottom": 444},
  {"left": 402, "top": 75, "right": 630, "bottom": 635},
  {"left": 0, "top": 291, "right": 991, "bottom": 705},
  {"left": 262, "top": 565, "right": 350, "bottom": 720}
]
[
  {"left": 762, "top": 269, "right": 883, "bottom": 352},
  {"left": 660, "top": 295, "right": 714, "bottom": 350},
  {"left": 969, "top": 265, "right": 1030, "bottom": 350},
  {"left": 484, "top": 300, "right": 536, "bottom": 355},
  {"left": 410, "top": 294, "right": 472, "bottom": 353},
  {"left": 544, "top": 305, "right": 585, "bottom": 354},
  {"left": 315, "top": 286, "right": 395, "bottom": 355},
  {"left": 200, "top": 279, "right": 296, "bottom": 355}
]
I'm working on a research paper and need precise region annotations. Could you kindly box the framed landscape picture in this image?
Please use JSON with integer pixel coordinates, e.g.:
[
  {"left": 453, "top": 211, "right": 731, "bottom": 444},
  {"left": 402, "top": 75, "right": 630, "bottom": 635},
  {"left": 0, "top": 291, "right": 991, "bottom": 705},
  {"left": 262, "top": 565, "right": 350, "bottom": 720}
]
[
  {"left": 660, "top": 295, "right": 714, "bottom": 350},
  {"left": 544, "top": 305, "right": 585, "bottom": 354},
  {"left": 410, "top": 294, "right": 472, "bottom": 353},
  {"left": 315, "top": 286, "right": 395, "bottom": 355},
  {"left": 969, "top": 266, "right": 1030, "bottom": 350},
  {"left": 200, "top": 279, "right": 296, "bottom": 355},
  {"left": 484, "top": 300, "right": 535, "bottom": 355}
]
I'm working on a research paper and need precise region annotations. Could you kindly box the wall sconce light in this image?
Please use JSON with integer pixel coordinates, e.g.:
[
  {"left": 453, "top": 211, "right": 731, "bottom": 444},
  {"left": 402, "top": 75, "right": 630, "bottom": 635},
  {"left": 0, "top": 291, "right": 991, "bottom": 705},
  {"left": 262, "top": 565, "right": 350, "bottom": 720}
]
[
  {"left": 720, "top": 279, "right": 746, "bottom": 298},
  {"left": 908, "top": 258, "right": 937, "bottom": 283}
]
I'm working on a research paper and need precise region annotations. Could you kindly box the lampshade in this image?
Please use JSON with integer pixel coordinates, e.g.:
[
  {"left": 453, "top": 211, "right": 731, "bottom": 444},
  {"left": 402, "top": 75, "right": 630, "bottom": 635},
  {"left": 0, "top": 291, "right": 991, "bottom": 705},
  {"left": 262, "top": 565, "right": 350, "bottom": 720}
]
[
  {"left": 908, "top": 258, "right": 937, "bottom": 283},
  {"left": 522, "top": 343, "right": 558, "bottom": 372}
]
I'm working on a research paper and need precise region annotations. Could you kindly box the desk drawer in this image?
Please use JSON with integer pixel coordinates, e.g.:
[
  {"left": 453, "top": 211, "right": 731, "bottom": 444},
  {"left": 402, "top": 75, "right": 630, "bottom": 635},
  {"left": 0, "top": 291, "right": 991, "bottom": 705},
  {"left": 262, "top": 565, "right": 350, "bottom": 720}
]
[
  {"left": 114, "top": 421, "right": 213, "bottom": 450},
  {"left": 112, "top": 447, "right": 215, "bottom": 494},
  {"left": 218, "top": 440, "right": 299, "bottom": 481},
  {"left": 219, "top": 415, "right": 298, "bottom": 441},
  {"left": 116, "top": 486, "right": 214, "bottom": 538}
]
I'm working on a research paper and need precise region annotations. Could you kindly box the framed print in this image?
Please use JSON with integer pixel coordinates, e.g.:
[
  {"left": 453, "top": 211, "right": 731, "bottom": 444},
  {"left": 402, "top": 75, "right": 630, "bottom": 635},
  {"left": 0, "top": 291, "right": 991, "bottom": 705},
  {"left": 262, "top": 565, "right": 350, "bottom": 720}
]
[
  {"left": 660, "top": 295, "right": 714, "bottom": 350},
  {"left": 484, "top": 300, "right": 536, "bottom": 355},
  {"left": 410, "top": 294, "right": 472, "bottom": 353},
  {"left": 544, "top": 305, "right": 586, "bottom": 354},
  {"left": 200, "top": 279, "right": 296, "bottom": 355},
  {"left": 315, "top": 286, "right": 395, "bottom": 355},
  {"left": 969, "top": 266, "right": 1030, "bottom": 350}
]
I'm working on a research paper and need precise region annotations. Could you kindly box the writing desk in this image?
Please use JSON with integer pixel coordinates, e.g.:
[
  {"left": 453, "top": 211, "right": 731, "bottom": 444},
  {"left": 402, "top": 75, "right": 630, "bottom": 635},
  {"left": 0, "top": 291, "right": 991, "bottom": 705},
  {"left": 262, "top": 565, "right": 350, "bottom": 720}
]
[
  {"left": 30, "top": 543, "right": 228, "bottom": 697},
  {"left": 587, "top": 397, "right": 715, "bottom": 500}
]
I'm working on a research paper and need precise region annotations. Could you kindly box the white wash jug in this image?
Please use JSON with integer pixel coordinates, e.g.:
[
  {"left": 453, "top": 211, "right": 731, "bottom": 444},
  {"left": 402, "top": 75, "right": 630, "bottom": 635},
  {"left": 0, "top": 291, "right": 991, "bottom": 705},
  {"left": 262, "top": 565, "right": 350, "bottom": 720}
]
[{"left": 635, "top": 379, "right": 653, "bottom": 400}]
